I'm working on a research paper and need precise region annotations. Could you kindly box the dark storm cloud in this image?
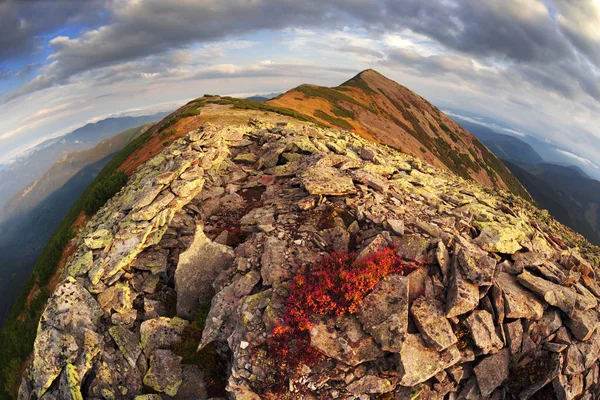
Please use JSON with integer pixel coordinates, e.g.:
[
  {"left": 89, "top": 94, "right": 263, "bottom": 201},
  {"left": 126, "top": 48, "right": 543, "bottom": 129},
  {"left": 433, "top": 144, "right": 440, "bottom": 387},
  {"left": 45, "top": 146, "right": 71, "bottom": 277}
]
[
  {"left": 0, "top": 0, "right": 107, "bottom": 63},
  {"left": 3, "top": 0, "right": 600, "bottom": 107}
]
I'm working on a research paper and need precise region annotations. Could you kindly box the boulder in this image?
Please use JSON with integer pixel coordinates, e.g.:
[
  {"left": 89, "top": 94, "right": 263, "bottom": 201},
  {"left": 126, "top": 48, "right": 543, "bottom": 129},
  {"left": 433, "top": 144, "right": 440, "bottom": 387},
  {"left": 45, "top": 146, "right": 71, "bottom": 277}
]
[
  {"left": 346, "top": 375, "right": 397, "bottom": 395},
  {"left": 446, "top": 261, "right": 479, "bottom": 318},
  {"left": 260, "top": 236, "right": 289, "bottom": 286},
  {"left": 143, "top": 350, "right": 183, "bottom": 397},
  {"left": 518, "top": 270, "right": 577, "bottom": 316},
  {"left": 31, "top": 328, "right": 79, "bottom": 397},
  {"left": 301, "top": 167, "right": 357, "bottom": 196},
  {"left": 175, "top": 226, "right": 235, "bottom": 318},
  {"left": 565, "top": 308, "right": 599, "bottom": 341},
  {"left": 97, "top": 283, "right": 133, "bottom": 314},
  {"left": 410, "top": 296, "right": 458, "bottom": 351},
  {"left": 309, "top": 315, "right": 384, "bottom": 366},
  {"left": 474, "top": 348, "right": 510, "bottom": 397},
  {"left": 396, "top": 334, "right": 461, "bottom": 386},
  {"left": 494, "top": 272, "right": 544, "bottom": 320},
  {"left": 456, "top": 242, "right": 497, "bottom": 286},
  {"left": 109, "top": 325, "right": 142, "bottom": 368},
  {"left": 465, "top": 310, "right": 504, "bottom": 355},
  {"left": 357, "top": 274, "right": 409, "bottom": 352},
  {"left": 140, "top": 317, "right": 189, "bottom": 355}
]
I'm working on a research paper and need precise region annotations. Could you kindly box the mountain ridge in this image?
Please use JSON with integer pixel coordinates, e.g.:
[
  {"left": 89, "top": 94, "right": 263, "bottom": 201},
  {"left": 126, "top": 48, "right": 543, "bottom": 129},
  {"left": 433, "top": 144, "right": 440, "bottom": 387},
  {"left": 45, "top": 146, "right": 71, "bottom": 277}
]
[{"left": 268, "top": 69, "right": 532, "bottom": 201}]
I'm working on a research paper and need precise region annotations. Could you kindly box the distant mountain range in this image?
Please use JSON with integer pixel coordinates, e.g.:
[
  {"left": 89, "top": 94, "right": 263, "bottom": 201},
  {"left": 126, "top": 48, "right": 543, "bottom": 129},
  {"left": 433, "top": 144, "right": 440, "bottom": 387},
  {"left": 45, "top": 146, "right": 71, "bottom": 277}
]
[
  {"left": 0, "top": 121, "right": 160, "bottom": 327},
  {"left": 0, "top": 113, "right": 169, "bottom": 212},
  {"left": 453, "top": 116, "right": 600, "bottom": 245}
]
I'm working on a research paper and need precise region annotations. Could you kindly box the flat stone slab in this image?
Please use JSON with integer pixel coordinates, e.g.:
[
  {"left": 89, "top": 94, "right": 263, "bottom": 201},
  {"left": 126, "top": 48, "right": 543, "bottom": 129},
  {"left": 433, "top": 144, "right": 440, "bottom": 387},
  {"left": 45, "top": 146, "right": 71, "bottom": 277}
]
[
  {"left": 301, "top": 167, "right": 357, "bottom": 196},
  {"left": 310, "top": 315, "right": 383, "bottom": 366},
  {"left": 397, "top": 333, "right": 461, "bottom": 386},
  {"left": 175, "top": 226, "right": 234, "bottom": 318},
  {"left": 143, "top": 350, "right": 183, "bottom": 397},
  {"left": 474, "top": 348, "right": 510, "bottom": 397},
  {"left": 494, "top": 272, "right": 544, "bottom": 320},
  {"left": 140, "top": 317, "right": 189, "bottom": 356},
  {"left": 465, "top": 310, "right": 504, "bottom": 355},
  {"left": 446, "top": 261, "right": 479, "bottom": 318},
  {"left": 518, "top": 270, "right": 577, "bottom": 316},
  {"left": 358, "top": 274, "right": 409, "bottom": 352},
  {"left": 411, "top": 296, "right": 458, "bottom": 351}
]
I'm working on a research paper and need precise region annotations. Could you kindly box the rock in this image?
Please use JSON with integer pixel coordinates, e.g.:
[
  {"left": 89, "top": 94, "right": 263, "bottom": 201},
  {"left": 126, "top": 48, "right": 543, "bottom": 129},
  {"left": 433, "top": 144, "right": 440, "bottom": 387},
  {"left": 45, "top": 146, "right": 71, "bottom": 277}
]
[
  {"left": 346, "top": 375, "right": 397, "bottom": 395},
  {"left": 84, "top": 228, "right": 113, "bottom": 249},
  {"left": 31, "top": 328, "right": 79, "bottom": 397},
  {"left": 140, "top": 317, "right": 189, "bottom": 355},
  {"left": 56, "top": 363, "right": 83, "bottom": 400},
  {"left": 529, "top": 309, "right": 562, "bottom": 343},
  {"left": 503, "top": 320, "right": 524, "bottom": 355},
  {"left": 455, "top": 243, "right": 497, "bottom": 286},
  {"left": 309, "top": 315, "right": 384, "bottom": 366},
  {"left": 506, "top": 351, "right": 562, "bottom": 399},
  {"left": 352, "top": 169, "right": 389, "bottom": 192},
  {"left": 174, "top": 365, "right": 208, "bottom": 399},
  {"left": 357, "top": 274, "right": 409, "bottom": 352},
  {"left": 131, "top": 192, "right": 175, "bottom": 221},
  {"left": 64, "top": 250, "right": 94, "bottom": 277},
  {"left": 97, "top": 283, "right": 133, "bottom": 314},
  {"left": 473, "top": 220, "right": 529, "bottom": 254},
  {"left": 109, "top": 325, "right": 142, "bottom": 368},
  {"left": 260, "top": 236, "right": 289, "bottom": 286},
  {"left": 234, "top": 152, "right": 258, "bottom": 164},
  {"left": 474, "top": 348, "right": 510, "bottom": 397},
  {"left": 387, "top": 218, "right": 405, "bottom": 236},
  {"left": 408, "top": 267, "right": 428, "bottom": 303},
  {"left": 301, "top": 167, "right": 357, "bottom": 196},
  {"left": 465, "top": 310, "right": 504, "bottom": 355},
  {"left": 436, "top": 241, "right": 451, "bottom": 281},
  {"left": 518, "top": 270, "right": 577, "bottom": 316},
  {"left": 396, "top": 334, "right": 461, "bottom": 386},
  {"left": 577, "top": 329, "right": 600, "bottom": 369},
  {"left": 553, "top": 373, "right": 584, "bottom": 400},
  {"left": 93, "top": 222, "right": 154, "bottom": 283},
  {"left": 410, "top": 296, "right": 458, "bottom": 351},
  {"left": 175, "top": 226, "right": 235, "bottom": 317},
  {"left": 565, "top": 308, "right": 600, "bottom": 341},
  {"left": 397, "top": 234, "right": 429, "bottom": 262},
  {"left": 446, "top": 261, "right": 479, "bottom": 318},
  {"left": 356, "top": 234, "right": 388, "bottom": 262},
  {"left": 563, "top": 344, "right": 585, "bottom": 375},
  {"left": 143, "top": 350, "right": 183, "bottom": 397},
  {"left": 494, "top": 272, "right": 544, "bottom": 320},
  {"left": 39, "top": 278, "right": 103, "bottom": 342}
]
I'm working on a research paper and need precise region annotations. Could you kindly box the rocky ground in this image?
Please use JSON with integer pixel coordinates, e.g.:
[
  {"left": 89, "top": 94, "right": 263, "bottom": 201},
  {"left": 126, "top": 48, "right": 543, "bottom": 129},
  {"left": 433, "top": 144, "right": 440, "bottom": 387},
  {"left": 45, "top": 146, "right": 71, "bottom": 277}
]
[{"left": 18, "top": 105, "right": 600, "bottom": 399}]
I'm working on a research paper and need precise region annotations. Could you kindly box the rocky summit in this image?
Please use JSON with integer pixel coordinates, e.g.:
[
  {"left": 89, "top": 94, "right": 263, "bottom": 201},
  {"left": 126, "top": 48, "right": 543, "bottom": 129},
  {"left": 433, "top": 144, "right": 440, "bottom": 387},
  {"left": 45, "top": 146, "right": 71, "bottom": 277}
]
[{"left": 17, "top": 103, "right": 600, "bottom": 399}]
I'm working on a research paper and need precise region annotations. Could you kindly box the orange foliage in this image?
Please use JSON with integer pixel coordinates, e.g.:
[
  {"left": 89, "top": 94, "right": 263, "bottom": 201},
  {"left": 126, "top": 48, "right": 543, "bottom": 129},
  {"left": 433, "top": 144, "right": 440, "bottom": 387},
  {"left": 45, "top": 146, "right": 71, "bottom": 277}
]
[{"left": 264, "top": 247, "right": 422, "bottom": 393}]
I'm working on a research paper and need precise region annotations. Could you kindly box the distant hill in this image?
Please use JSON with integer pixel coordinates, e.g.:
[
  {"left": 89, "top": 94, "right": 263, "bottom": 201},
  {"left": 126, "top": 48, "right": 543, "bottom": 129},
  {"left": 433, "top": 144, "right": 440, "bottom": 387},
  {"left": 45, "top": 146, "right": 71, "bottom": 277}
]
[
  {"left": 269, "top": 69, "right": 531, "bottom": 200},
  {"left": 0, "top": 113, "right": 169, "bottom": 211},
  {"left": 505, "top": 160, "right": 600, "bottom": 245},
  {"left": 0, "top": 124, "right": 151, "bottom": 222},
  {"left": 453, "top": 117, "right": 544, "bottom": 165},
  {"left": 244, "top": 93, "right": 280, "bottom": 102}
]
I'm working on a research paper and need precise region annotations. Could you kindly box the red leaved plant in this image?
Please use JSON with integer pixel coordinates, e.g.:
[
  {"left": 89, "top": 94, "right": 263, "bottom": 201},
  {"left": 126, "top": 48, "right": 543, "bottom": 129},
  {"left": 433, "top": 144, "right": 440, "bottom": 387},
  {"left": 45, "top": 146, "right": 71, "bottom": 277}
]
[{"left": 264, "top": 247, "right": 422, "bottom": 394}]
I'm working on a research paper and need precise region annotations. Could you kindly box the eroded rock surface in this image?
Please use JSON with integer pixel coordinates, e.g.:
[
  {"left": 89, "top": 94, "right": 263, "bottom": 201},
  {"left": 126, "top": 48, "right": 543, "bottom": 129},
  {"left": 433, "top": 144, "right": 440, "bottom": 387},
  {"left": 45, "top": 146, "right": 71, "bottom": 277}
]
[{"left": 19, "top": 107, "right": 600, "bottom": 399}]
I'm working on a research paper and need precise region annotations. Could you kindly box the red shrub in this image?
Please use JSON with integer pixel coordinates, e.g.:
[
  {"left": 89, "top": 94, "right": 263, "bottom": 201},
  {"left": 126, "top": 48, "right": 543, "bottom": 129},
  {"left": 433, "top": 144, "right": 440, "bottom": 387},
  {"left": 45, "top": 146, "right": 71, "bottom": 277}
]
[{"left": 265, "top": 247, "right": 422, "bottom": 393}]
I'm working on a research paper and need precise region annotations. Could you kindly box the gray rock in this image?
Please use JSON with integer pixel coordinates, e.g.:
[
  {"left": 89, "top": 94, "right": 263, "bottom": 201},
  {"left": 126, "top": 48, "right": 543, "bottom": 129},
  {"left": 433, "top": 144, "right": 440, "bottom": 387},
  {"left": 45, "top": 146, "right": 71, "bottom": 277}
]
[
  {"left": 134, "top": 250, "right": 168, "bottom": 275},
  {"left": 397, "top": 334, "right": 461, "bottom": 386},
  {"left": 446, "top": 261, "right": 479, "bottom": 318},
  {"left": 553, "top": 373, "right": 584, "bottom": 400},
  {"left": 357, "top": 274, "right": 409, "bottom": 352},
  {"left": 301, "top": 167, "right": 357, "bottom": 196},
  {"left": 506, "top": 351, "right": 562, "bottom": 399},
  {"left": 174, "top": 365, "right": 208, "bottom": 399},
  {"left": 175, "top": 226, "right": 234, "bottom": 318},
  {"left": 565, "top": 308, "right": 599, "bottom": 341},
  {"left": 143, "top": 350, "right": 183, "bottom": 397},
  {"left": 465, "top": 310, "right": 504, "bottom": 355},
  {"left": 494, "top": 272, "right": 544, "bottom": 320},
  {"left": 39, "top": 278, "right": 103, "bottom": 343},
  {"left": 109, "top": 325, "right": 142, "bottom": 368},
  {"left": 31, "top": 328, "right": 79, "bottom": 397},
  {"left": 387, "top": 218, "right": 405, "bottom": 236},
  {"left": 410, "top": 296, "right": 458, "bottom": 351},
  {"left": 260, "top": 236, "right": 289, "bottom": 286},
  {"left": 397, "top": 234, "right": 429, "bottom": 262},
  {"left": 140, "top": 317, "right": 189, "bottom": 356},
  {"left": 474, "top": 348, "right": 510, "bottom": 397},
  {"left": 456, "top": 243, "right": 497, "bottom": 286},
  {"left": 352, "top": 169, "right": 389, "bottom": 192},
  {"left": 518, "top": 270, "right": 577, "bottom": 316},
  {"left": 309, "top": 315, "right": 384, "bottom": 366}
]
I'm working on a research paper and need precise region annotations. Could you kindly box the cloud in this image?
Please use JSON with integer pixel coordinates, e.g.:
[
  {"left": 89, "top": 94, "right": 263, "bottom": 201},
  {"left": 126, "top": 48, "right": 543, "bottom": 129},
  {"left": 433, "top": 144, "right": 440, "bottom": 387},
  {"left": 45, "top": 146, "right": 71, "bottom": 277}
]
[{"left": 556, "top": 148, "right": 600, "bottom": 169}]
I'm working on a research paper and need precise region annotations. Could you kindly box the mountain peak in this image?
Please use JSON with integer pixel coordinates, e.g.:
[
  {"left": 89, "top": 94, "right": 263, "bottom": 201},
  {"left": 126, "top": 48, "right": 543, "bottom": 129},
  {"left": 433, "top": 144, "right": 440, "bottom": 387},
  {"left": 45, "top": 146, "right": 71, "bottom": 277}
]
[{"left": 268, "top": 71, "right": 531, "bottom": 200}]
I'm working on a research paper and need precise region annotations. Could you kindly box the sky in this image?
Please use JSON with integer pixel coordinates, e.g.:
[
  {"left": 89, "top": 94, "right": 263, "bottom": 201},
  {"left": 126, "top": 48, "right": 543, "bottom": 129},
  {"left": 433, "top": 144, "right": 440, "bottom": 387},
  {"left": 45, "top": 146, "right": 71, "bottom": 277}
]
[{"left": 1, "top": 0, "right": 600, "bottom": 175}]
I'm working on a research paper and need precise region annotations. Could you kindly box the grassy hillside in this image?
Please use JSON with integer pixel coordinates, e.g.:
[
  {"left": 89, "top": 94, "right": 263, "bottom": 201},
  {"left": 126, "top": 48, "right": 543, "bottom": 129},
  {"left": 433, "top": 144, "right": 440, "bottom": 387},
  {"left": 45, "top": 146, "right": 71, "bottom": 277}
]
[{"left": 0, "top": 125, "right": 156, "bottom": 399}]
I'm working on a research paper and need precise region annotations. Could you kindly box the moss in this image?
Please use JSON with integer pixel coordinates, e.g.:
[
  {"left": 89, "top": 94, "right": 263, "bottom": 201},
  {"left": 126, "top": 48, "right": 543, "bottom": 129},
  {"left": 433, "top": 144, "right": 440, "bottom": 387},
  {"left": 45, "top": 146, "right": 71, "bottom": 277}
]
[
  {"left": 420, "top": 147, "right": 426, "bottom": 153},
  {"left": 313, "top": 110, "right": 354, "bottom": 130}
]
